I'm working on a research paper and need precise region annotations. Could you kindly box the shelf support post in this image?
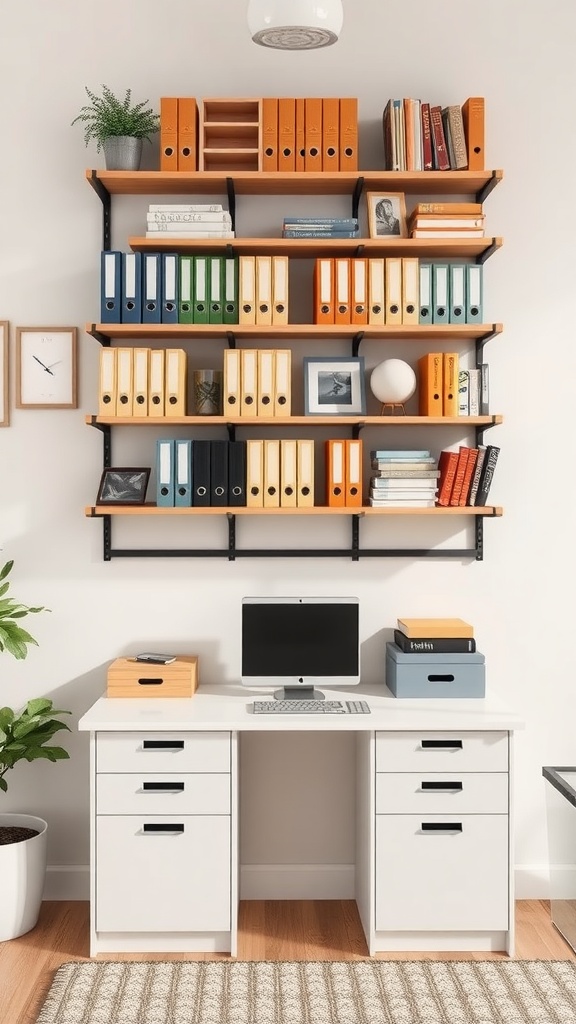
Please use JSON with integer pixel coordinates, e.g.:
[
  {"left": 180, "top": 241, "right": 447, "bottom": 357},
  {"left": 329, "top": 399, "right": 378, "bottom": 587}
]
[
  {"left": 351, "top": 515, "right": 360, "bottom": 561},
  {"left": 103, "top": 515, "right": 112, "bottom": 561},
  {"left": 475, "top": 515, "right": 484, "bottom": 561},
  {"left": 227, "top": 513, "right": 236, "bottom": 561},
  {"left": 352, "top": 177, "right": 364, "bottom": 221},
  {"left": 226, "top": 177, "right": 236, "bottom": 233},
  {"left": 89, "top": 171, "right": 112, "bottom": 250}
]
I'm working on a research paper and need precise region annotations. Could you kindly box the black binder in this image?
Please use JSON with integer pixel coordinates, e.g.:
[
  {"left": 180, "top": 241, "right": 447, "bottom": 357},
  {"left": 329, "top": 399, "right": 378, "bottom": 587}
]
[
  {"left": 228, "top": 440, "right": 247, "bottom": 507},
  {"left": 192, "top": 439, "right": 211, "bottom": 506},
  {"left": 210, "top": 440, "right": 229, "bottom": 506}
]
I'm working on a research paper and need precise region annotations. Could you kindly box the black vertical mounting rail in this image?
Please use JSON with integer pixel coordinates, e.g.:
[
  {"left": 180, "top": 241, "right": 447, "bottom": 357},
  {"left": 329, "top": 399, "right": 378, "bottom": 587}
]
[
  {"left": 226, "top": 178, "right": 236, "bottom": 234},
  {"left": 227, "top": 513, "right": 236, "bottom": 561},
  {"left": 351, "top": 177, "right": 364, "bottom": 221},
  {"left": 89, "top": 171, "right": 112, "bottom": 251},
  {"left": 101, "top": 424, "right": 112, "bottom": 561}
]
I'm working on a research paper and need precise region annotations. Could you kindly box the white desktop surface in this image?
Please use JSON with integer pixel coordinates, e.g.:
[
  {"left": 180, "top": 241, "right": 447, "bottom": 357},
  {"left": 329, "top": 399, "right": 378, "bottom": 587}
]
[{"left": 78, "top": 684, "right": 523, "bottom": 733}]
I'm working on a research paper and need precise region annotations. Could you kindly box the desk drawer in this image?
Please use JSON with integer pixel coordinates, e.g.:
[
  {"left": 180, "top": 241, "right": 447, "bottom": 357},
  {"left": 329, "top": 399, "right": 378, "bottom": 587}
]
[
  {"left": 97, "top": 773, "right": 230, "bottom": 815},
  {"left": 376, "top": 772, "right": 508, "bottom": 815},
  {"left": 375, "top": 731, "right": 508, "bottom": 773},
  {"left": 96, "top": 732, "right": 231, "bottom": 774}
]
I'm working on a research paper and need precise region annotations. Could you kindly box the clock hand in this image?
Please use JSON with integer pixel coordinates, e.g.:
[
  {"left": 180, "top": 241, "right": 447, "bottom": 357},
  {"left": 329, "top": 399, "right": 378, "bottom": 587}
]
[
  {"left": 32, "top": 355, "right": 55, "bottom": 376},
  {"left": 46, "top": 360, "right": 62, "bottom": 369}
]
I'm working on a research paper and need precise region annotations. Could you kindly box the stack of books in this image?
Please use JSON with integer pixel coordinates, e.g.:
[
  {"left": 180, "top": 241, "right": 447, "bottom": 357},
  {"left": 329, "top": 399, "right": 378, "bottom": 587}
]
[
  {"left": 282, "top": 217, "right": 359, "bottom": 239},
  {"left": 145, "top": 204, "right": 234, "bottom": 239},
  {"left": 436, "top": 444, "right": 500, "bottom": 507},
  {"left": 394, "top": 617, "right": 476, "bottom": 654},
  {"left": 369, "top": 449, "right": 440, "bottom": 508},
  {"left": 408, "top": 202, "right": 485, "bottom": 239}
]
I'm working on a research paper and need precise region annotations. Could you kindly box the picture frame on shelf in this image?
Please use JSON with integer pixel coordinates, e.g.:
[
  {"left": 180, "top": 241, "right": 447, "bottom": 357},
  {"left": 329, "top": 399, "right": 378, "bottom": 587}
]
[
  {"left": 96, "top": 468, "right": 150, "bottom": 505},
  {"left": 303, "top": 356, "right": 366, "bottom": 416},
  {"left": 16, "top": 327, "right": 78, "bottom": 409},
  {"left": 366, "top": 192, "right": 408, "bottom": 238},
  {"left": 0, "top": 321, "right": 8, "bottom": 427}
]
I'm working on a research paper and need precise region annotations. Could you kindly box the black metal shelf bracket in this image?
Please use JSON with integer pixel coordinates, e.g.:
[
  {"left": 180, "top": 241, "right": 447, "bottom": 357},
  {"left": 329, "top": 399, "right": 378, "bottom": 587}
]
[
  {"left": 89, "top": 171, "right": 112, "bottom": 251},
  {"left": 475, "top": 170, "right": 500, "bottom": 206},
  {"left": 227, "top": 513, "right": 236, "bottom": 561},
  {"left": 476, "top": 239, "right": 499, "bottom": 265},
  {"left": 89, "top": 325, "right": 111, "bottom": 347},
  {"left": 475, "top": 327, "right": 498, "bottom": 364},
  {"left": 352, "top": 331, "right": 364, "bottom": 357},
  {"left": 226, "top": 423, "right": 236, "bottom": 442},
  {"left": 354, "top": 244, "right": 365, "bottom": 258},
  {"left": 226, "top": 177, "right": 236, "bottom": 233},
  {"left": 226, "top": 331, "right": 236, "bottom": 349},
  {"left": 352, "top": 177, "right": 365, "bottom": 220},
  {"left": 225, "top": 242, "right": 235, "bottom": 258}
]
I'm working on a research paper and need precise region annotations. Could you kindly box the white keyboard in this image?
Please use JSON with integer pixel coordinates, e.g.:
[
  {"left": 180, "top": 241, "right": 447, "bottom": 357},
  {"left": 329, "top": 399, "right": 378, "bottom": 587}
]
[{"left": 252, "top": 699, "right": 370, "bottom": 715}]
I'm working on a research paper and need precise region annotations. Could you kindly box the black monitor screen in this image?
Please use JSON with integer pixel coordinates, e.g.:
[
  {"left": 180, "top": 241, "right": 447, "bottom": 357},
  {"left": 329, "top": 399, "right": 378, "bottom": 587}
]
[{"left": 242, "top": 600, "right": 359, "bottom": 678}]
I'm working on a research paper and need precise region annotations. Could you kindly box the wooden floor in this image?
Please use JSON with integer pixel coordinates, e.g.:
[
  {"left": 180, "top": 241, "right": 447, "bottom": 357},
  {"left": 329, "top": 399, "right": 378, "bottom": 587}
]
[{"left": 1, "top": 900, "right": 574, "bottom": 1024}]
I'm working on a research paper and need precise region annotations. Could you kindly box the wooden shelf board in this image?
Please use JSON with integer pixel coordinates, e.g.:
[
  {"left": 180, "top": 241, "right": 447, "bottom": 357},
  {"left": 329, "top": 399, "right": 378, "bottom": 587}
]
[
  {"left": 128, "top": 236, "right": 503, "bottom": 259},
  {"left": 85, "top": 504, "right": 503, "bottom": 518},
  {"left": 86, "top": 322, "right": 503, "bottom": 342},
  {"left": 86, "top": 169, "right": 503, "bottom": 197},
  {"left": 86, "top": 414, "right": 503, "bottom": 428}
]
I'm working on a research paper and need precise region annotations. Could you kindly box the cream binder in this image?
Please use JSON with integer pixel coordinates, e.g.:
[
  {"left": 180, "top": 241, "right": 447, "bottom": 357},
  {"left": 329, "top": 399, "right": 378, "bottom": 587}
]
[
  {"left": 385, "top": 258, "right": 402, "bottom": 325},
  {"left": 368, "top": 258, "right": 385, "bottom": 325},
  {"left": 115, "top": 348, "right": 133, "bottom": 417},
  {"left": 351, "top": 258, "right": 368, "bottom": 324},
  {"left": 335, "top": 257, "right": 351, "bottom": 324},
  {"left": 273, "top": 349, "right": 291, "bottom": 416},
  {"left": 240, "top": 349, "right": 257, "bottom": 416},
  {"left": 297, "top": 439, "right": 314, "bottom": 507},
  {"left": 165, "top": 348, "right": 187, "bottom": 416},
  {"left": 98, "top": 348, "right": 117, "bottom": 417},
  {"left": 345, "top": 438, "right": 363, "bottom": 507},
  {"left": 148, "top": 349, "right": 165, "bottom": 418},
  {"left": 263, "top": 439, "right": 280, "bottom": 507},
  {"left": 246, "top": 439, "right": 264, "bottom": 507},
  {"left": 401, "top": 257, "right": 419, "bottom": 325},
  {"left": 280, "top": 439, "right": 297, "bottom": 507},
  {"left": 256, "top": 255, "right": 272, "bottom": 326},
  {"left": 132, "top": 348, "right": 150, "bottom": 416},
  {"left": 272, "top": 256, "right": 289, "bottom": 325},
  {"left": 257, "top": 349, "right": 275, "bottom": 417},
  {"left": 223, "top": 348, "right": 241, "bottom": 415},
  {"left": 239, "top": 256, "right": 256, "bottom": 325}
]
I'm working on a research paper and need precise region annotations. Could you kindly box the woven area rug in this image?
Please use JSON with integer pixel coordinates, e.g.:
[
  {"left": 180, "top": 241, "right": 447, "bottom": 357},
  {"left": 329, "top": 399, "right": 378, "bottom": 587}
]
[{"left": 35, "top": 959, "right": 576, "bottom": 1024}]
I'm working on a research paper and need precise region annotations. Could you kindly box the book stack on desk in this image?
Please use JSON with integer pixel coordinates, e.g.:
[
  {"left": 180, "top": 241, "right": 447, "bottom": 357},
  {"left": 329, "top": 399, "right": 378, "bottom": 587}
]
[{"left": 386, "top": 618, "right": 485, "bottom": 698}]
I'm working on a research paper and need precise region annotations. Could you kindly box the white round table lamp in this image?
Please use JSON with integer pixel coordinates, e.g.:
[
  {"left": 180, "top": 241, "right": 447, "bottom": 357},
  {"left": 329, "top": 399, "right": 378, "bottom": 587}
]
[{"left": 370, "top": 359, "right": 417, "bottom": 415}]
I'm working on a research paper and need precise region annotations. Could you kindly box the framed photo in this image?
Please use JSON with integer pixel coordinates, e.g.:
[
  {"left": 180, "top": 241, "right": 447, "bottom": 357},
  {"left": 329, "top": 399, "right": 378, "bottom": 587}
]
[
  {"left": 16, "top": 327, "right": 78, "bottom": 409},
  {"left": 0, "top": 322, "right": 8, "bottom": 427},
  {"left": 366, "top": 192, "right": 408, "bottom": 238},
  {"left": 96, "top": 468, "right": 150, "bottom": 505},
  {"left": 303, "top": 356, "right": 366, "bottom": 416}
]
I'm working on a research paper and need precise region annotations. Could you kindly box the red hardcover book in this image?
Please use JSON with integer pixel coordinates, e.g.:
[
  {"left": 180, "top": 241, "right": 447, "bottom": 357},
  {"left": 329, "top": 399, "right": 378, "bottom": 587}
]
[
  {"left": 449, "top": 447, "right": 471, "bottom": 506},
  {"left": 430, "top": 105, "right": 450, "bottom": 171},
  {"left": 421, "top": 102, "right": 433, "bottom": 170},
  {"left": 436, "top": 450, "right": 459, "bottom": 506},
  {"left": 458, "top": 448, "right": 478, "bottom": 506}
]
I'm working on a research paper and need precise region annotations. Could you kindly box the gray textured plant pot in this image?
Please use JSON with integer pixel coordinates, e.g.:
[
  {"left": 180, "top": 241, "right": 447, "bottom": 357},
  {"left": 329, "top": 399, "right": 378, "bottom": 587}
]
[{"left": 103, "top": 136, "right": 143, "bottom": 171}]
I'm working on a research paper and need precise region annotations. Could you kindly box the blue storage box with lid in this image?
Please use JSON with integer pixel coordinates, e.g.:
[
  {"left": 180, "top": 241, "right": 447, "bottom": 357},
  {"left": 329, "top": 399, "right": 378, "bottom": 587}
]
[{"left": 385, "top": 642, "right": 485, "bottom": 698}]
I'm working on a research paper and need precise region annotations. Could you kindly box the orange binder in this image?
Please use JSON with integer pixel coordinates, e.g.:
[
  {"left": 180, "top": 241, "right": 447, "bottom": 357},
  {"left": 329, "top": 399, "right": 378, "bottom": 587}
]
[
  {"left": 261, "top": 97, "right": 278, "bottom": 171},
  {"left": 160, "top": 97, "right": 179, "bottom": 171},
  {"left": 442, "top": 352, "right": 459, "bottom": 417},
  {"left": 351, "top": 258, "right": 368, "bottom": 325},
  {"left": 339, "top": 98, "right": 358, "bottom": 171},
  {"left": 322, "top": 97, "right": 339, "bottom": 172},
  {"left": 345, "top": 439, "right": 363, "bottom": 507},
  {"left": 295, "top": 98, "right": 306, "bottom": 172},
  {"left": 177, "top": 97, "right": 198, "bottom": 171},
  {"left": 304, "top": 97, "right": 322, "bottom": 171},
  {"left": 326, "top": 439, "right": 346, "bottom": 507},
  {"left": 334, "top": 258, "right": 351, "bottom": 325},
  {"left": 313, "top": 258, "right": 334, "bottom": 324},
  {"left": 462, "top": 97, "right": 485, "bottom": 171},
  {"left": 278, "top": 97, "right": 296, "bottom": 172},
  {"left": 418, "top": 353, "right": 443, "bottom": 416}
]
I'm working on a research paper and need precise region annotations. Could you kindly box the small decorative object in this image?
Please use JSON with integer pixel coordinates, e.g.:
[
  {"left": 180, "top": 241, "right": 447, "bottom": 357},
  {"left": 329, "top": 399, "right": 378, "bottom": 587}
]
[
  {"left": 370, "top": 358, "right": 417, "bottom": 415},
  {"left": 16, "top": 327, "right": 77, "bottom": 409},
  {"left": 96, "top": 468, "right": 150, "bottom": 505},
  {"left": 366, "top": 191, "right": 408, "bottom": 238},
  {"left": 304, "top": 356, "right": 366, "bottom": 415},
  {"left": 193, "top": 369, "right": 223, "bottom": 416},
  {"left": 71, "top": 85, "right": 159, "bottom": 170},
  {"left": 247, "top": 0, "right": 344, "bottom": 49},
  {"left": 0, "top": 321, "right": 8, "bottom": 426}
]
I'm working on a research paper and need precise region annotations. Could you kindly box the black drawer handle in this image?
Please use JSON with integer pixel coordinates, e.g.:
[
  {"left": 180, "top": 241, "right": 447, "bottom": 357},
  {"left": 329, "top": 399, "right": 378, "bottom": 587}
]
[
  {"left": 421, "top": 781, "right": 463, "bottom": 792},
  {"left": 138, "top": 677, "right": 164, "bottom": 685},
  {"left": 420, "top": 740, "right": 463, "bottom": 750},
  {"left": 142, "top": 740, "right": 185, "bottom": 750},
  {"left": 142, "top": 823, "right": 184, "bottom": 834},
  {"left": 421, "top": 822, "right": 463, "bottom": 833},
  {"left": 142, "top": 782, "right": 185, "bottom": 793},
  {"left": 427, "top": 674, "right": 455, "bottom": 683}
]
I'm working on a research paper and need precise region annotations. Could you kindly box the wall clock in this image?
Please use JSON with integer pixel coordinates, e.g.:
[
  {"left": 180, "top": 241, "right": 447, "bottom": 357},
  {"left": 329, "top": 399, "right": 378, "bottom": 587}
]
[
  {"left": 16, "top": 327, "right": 78, "bottom": 409},
  {"left": 0, "top": 321, "right": 8, "bottom": 426}
]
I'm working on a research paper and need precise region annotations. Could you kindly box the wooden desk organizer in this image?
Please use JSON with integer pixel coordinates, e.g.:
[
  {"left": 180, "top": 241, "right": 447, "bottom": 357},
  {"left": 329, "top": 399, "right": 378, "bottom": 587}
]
[{"left": 106, "top": 656, "right": 199, "bottom": 698}]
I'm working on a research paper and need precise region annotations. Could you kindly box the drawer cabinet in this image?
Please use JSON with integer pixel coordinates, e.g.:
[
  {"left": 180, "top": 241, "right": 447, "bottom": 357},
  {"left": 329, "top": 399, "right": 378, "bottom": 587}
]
[
  {"left": 375, "top": 772, "right": 508, "bottom": 815},
  {"left": 375, "top": 731, "right": 508, "bottom": 773},
  {"left": 97, "top": 731, "right": 231, "bottom": 773},
  {"left": 97, "top": 772, "right": 231, "bottom": 815}
]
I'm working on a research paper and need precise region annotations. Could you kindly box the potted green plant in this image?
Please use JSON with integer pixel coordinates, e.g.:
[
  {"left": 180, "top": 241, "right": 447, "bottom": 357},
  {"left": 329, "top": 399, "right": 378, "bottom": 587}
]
[
  {"left": 0, "top": 558, "right": 71, "bottom": 941},
  {"left": 71, "top": 84, "right": 159, "bottom": 170}
]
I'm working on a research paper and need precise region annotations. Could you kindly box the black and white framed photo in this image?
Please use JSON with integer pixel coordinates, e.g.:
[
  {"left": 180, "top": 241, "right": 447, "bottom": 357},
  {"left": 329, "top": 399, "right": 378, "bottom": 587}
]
[
  {"left": 96, "top": 468, "right": 150, "bottom": 505},
  {"left": 0, "top": 322, "right": 8, "bottom": 427},
  {"left": 366, "top": 192, "right": 408, "bottom": 238},
  {"left": 303, "top": 356, "right": 366, "bottom": 416}
]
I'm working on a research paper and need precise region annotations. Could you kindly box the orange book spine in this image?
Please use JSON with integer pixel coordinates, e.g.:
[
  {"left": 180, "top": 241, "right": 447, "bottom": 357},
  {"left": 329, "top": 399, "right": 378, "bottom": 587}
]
[
  {"left": 304, "top": 97, "right": 323, "bottom": 171},
  {"left": 442, "top": 352, "right": 459, "bottom": 416},
  {"left": 160, "top": 97, "right": 179, "bottom": 171},
  {"left": 322, "top": 97, "right": 339, "bottom": 172},
  {"left": 462, "top": 96, "right": 485, "bottom": 171},
  {"left": 278, "top": 97, "right": 296, "bottom": 171},
  {"left": 436, "top": 450, "right": 459, "bottom": 506},
  {"left": 417, "top": 353, "right": 443, "bottom": 416},
  {"left": 313, "top": 258, "right": 334, "bottom": 324},
  {"left": 295, "top": 98, "right": 306, "bottom": 172},
  {"left": 326, "top": 439, "right": 346, "bottom": 507},
  {"left": 449, "top": 447, "right": 471, "bottom": 506},
  {"left": 339, "top": 98, "right": 358, "bottom": 171},
  {"left": 261, "top": 97, "right": 278, "bottom": 171},
  {"left": 177, "top": 97, "right": 198, "bottom": 171},
  {"left": 459, "top": 448, "right": 478, "bottom": 506}
]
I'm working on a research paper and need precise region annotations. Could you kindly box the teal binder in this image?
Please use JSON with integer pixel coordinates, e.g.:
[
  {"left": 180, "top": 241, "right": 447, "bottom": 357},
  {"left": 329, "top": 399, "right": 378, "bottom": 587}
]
[
  {"left": 178, "top": 256, "right": 194, "bottom": 324},
  {"left": 223, "top": 255, "right": 239, "bottom": 324},
  {"left": 156, "top": 439, "right": 175, "bottom": 507},
  {"left": 174, "top": 439, "right": 193, "bottom": 507},
  {"left": 418, "top": 263, "right": 432, "bottom": 324},
  {"left": 432, "top": 264, "right": 449, "bottom": 324},
  {"left": 193, "top": 255, "right": 209, "bottom": 324},
  {"left": 208, "top": 256, "right": 223, "bottom": 324},
  {"left": 449, "top": 264, "right": 466, "bottom": 324},
  {"left": 466, "top": 264, "right": 483, "bottom": 323}
]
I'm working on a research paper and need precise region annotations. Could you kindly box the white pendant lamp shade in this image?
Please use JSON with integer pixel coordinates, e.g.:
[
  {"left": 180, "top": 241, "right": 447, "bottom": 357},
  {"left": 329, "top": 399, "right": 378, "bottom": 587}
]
[{"left": 248, "top": 0, "right": 344, "bottom": 49}]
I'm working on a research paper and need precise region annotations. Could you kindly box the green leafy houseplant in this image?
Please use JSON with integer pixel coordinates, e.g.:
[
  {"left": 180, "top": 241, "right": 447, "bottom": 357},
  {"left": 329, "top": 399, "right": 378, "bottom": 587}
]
[
  {"left": 71, "top": 84, "right": 159, "bottom": 152},
  {"left": 0, "top": 560, "right": 70, "bottom": 795}
]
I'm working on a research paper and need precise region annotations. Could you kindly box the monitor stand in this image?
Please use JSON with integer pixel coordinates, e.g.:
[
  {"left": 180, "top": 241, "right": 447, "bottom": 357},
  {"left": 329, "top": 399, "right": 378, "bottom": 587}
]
[{"left": 273, "top": 686, "right": 325, "bottom": 701}]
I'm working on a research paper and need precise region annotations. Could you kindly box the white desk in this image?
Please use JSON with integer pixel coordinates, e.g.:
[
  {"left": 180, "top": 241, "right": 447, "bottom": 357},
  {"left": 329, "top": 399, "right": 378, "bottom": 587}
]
[{"left": 79, "top": 685, "right": 522, "bottom": 957}]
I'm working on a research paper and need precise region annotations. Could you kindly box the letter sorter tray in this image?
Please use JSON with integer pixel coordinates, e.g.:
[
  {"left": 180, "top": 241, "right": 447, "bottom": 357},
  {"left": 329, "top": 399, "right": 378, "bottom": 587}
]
[{"left": 385, "top": 642, "right": 485, "bottom": 698}]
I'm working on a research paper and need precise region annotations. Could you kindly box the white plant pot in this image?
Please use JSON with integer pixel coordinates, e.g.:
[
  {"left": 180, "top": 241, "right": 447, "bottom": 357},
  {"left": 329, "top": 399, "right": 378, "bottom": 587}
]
[{"left": 0, "top": 813, "right": 47, "bottom": 940}]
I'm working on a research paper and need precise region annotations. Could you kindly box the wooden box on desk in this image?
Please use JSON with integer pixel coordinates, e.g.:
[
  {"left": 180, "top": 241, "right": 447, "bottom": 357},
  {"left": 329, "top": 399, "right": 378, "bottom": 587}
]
[{"left": 106, "top": 657, "right": 199, "bottom": 698}]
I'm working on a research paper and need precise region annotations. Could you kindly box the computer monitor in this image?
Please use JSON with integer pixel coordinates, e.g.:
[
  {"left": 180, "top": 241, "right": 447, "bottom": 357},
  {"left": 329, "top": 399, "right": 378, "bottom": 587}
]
[{"left": 241, "top": 596, "right": 360, "bottom": 700}]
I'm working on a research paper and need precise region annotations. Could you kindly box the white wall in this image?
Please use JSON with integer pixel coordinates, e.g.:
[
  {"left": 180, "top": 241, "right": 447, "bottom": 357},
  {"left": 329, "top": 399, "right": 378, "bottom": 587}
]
[{"left": 1, "top": 0, "right": 574, "bottom": 899}]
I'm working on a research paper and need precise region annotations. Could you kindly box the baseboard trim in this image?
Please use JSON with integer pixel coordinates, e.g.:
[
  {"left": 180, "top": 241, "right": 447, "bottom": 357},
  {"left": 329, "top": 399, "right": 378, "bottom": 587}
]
[
  {"left": 44, "top": 865, "right": 90, "bottom": 900},
  {"left": 514, "top": 865, "right": 551, "bottom": 899},
  {"left": 240, "top": 864, "right": 355, "bottom": 899}
]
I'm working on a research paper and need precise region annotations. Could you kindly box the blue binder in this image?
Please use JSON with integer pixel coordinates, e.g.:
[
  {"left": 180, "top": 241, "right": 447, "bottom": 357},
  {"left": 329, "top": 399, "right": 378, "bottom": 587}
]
[
  {"left": 142, "top": 253, "right": 161, "bottom": 324},
  {"left": 156, "top": 439, "right": 175, "bottom": 507},
  {"left": 100, "top": 251, "right": 122, "bottom": 322},
  {"left": 174, "top": 439, "right": 193, "bottom": 507},
  {"left": 121, "top": 252, "right": 142, "bottom": 323},
  {"left": 161, "top": 253, "right": 179, "bottom": 324}
]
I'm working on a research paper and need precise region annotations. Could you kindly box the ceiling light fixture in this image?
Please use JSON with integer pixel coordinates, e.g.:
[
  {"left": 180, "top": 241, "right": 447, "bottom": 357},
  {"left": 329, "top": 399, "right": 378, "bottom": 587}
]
[{"left": 248, "top": 0, "right": 344, "bottom": 50}]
